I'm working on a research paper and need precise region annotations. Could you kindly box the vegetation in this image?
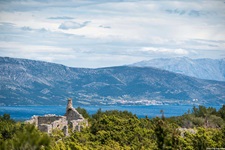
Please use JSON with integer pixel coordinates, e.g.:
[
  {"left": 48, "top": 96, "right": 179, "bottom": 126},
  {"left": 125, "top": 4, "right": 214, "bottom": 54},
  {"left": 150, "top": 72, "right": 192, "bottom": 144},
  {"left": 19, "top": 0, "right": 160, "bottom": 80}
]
[{"left": 1, "top": 105, "right": 225, "bottom": 150}]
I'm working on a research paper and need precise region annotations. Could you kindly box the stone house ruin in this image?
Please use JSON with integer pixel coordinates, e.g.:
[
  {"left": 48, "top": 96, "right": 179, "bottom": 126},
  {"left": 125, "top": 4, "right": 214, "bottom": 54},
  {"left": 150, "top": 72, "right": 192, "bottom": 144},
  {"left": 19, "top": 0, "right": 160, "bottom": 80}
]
[{"left": 26, "top": 98, "right": 88, "bottom": 136}]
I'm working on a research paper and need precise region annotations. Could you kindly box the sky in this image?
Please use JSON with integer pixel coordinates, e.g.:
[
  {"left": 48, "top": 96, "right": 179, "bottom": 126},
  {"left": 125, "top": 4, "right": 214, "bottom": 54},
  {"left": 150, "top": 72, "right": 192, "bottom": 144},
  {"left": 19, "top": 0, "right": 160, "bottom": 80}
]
[{"left": 0, "top": 0, "right": 225, "bottom": 68}]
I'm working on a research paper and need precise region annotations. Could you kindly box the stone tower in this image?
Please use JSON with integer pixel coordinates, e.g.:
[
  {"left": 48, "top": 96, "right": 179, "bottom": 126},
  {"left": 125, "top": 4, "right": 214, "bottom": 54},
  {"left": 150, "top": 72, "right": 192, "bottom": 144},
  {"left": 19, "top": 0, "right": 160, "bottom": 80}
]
[
  {"left": 65, "top": 98, "right": 83, "bottom": 122},
  {"left": 67, "top": 98, "right": 73, "bottom": 110}
]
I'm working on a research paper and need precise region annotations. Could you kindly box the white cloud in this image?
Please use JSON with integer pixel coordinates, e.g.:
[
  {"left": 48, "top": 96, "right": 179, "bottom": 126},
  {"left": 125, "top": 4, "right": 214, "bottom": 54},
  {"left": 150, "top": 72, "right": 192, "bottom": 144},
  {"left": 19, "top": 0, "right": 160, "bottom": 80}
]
[
  {"left": 0, "top": 0, "right": 225, "bottom": 68},
  {"left": 48, "top": 16, "right": 74, "bottom": 20},
  {"left": 141, "top": 47, "right": 189, "bottom": 55},
  {"left": 59, "top": 21, "right": 90, "bottom": 30}
]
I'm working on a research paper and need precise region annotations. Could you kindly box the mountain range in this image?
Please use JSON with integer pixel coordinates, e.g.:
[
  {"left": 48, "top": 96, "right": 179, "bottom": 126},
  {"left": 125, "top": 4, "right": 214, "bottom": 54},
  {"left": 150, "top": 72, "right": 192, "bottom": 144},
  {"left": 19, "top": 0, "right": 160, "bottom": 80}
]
[
  {"left": 131, "top": 57, "right": 225, "bottom": 81},
  {"left": 0, "top": 57, "right": 225, "bottom": 106}
]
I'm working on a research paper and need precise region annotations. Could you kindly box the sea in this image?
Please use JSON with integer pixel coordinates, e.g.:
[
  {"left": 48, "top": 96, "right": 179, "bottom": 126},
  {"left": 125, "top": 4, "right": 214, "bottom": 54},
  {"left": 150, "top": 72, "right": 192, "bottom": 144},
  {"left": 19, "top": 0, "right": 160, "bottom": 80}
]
[{"left": 0, "top": 105, "right": 222, "bottom": 121}]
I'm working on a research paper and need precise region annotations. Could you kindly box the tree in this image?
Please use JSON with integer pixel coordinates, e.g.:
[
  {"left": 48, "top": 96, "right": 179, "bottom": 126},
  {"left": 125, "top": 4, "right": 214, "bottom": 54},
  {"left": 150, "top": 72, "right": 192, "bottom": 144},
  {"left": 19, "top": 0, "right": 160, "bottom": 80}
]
[
  {"left": 154, "top": 118, "right": 167, "bottom": 149},
  {"left": 218, "top": 105, "right": 225, "bottom": 120},
  {"left": 9, "top": 124, "right": 51, "bottom": 150},
  {"left": 76, "top": 107, "right": 90, "bottom": 119}
]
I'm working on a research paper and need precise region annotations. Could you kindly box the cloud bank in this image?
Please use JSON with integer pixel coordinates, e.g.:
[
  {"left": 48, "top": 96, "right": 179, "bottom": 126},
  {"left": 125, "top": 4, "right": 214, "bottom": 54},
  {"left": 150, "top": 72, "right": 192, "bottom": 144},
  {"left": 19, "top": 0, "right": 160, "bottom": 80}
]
[{"left": 0, "top": 0, "right": 224, "bottom": 68}]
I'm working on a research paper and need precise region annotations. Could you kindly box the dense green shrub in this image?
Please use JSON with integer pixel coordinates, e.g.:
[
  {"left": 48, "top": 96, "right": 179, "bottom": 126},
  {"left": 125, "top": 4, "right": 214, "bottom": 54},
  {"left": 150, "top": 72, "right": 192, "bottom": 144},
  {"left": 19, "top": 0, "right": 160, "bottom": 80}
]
[{"left": 1, "top": 105, "right": 225, "bottom": 149}]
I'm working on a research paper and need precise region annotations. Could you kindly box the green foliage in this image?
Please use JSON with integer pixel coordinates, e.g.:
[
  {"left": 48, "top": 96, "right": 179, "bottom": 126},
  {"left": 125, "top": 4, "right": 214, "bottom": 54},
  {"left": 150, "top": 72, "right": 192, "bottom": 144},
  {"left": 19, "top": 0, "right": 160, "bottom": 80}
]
[
  {"left": 90, "top": 110, "right": 157, "bottom": 149},
  {"left": 51, "top": 129, "right": 65, "bottom": 141},
  {"left": 76, "top": 107, "right": 90, "bottom": 119},
  {"left": 0, "top": 114, "right": 12, "bottom": 121},
  {"left": 171, "top": 105, "right": 225, "bottom": 128},
  {"left": 2, "top": 105, "right": 225, "bottom": 150},
  {"left": 218, "top": 105, "right": 225, "bottom": 120},
  {"left": 0, "top": 114, "right": 51, "bottom": 150},
  {"left": 10, "top": 124, "right": 51, "bottom": 150},
  {"left": 192, "top": 105, "right": 217, "bottom": 118},
  {"left": 0, "top": 113, "right": 16, "bottom": 140}
]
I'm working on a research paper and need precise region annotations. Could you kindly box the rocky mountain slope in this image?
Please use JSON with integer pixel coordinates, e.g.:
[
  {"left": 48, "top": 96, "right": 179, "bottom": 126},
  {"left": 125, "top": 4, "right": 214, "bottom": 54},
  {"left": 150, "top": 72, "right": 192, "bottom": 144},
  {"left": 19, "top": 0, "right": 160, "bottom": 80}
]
[
  {"left": 131, "top": 57, "right": 225, "bottom": 81},
  {"left": 0, "top": 57, "right": 225, "bottom": 106}
]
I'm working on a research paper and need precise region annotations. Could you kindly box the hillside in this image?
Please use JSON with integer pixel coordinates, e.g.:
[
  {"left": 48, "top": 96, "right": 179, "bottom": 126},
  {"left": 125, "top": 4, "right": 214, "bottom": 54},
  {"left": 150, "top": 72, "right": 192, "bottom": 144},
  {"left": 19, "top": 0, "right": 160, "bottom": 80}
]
[
  {"left": 131, "top": 57, "right": 225, "bottom": 81},
  {"left": 0, "top": 57, "right": 225, "bottom": 106}
]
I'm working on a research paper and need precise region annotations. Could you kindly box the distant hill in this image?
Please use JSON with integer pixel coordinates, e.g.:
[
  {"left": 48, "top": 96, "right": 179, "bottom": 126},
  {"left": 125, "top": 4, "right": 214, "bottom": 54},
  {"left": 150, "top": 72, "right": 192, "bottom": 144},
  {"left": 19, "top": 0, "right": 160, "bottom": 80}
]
[
  {"left": 131, "top": 57, "right": 225, "bottom": 81},
  {"left": 0, "top": 57, "right": 225, "bottom": 106}
]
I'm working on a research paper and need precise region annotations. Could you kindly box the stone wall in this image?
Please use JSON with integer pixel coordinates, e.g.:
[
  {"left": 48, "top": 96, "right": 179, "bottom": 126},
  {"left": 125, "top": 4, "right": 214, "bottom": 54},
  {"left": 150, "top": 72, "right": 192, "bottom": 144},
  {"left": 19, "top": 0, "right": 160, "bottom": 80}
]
[
  {"left": 25, "top": 115, "right": 38, "bottom": 126},
  {"left": 66, "top": 108, "right": 83, "bottom": 122},
  {"left": 69, "top": 119, "right": 88, "bottom": 132},
  {"left": 50, "top": 117, "right": 67, "bottom": 130},
  {"left": 39, "top": 124, "right": 52, "bottom": 134},
  {"left": 25, "top": 98, "right": 88, "bottom": 136},
  {"left": 37, "top": 115, "right": 68, "bottom": 133},
  {"left": 38, "top": 115, "right": 65, "bottom": 125}
]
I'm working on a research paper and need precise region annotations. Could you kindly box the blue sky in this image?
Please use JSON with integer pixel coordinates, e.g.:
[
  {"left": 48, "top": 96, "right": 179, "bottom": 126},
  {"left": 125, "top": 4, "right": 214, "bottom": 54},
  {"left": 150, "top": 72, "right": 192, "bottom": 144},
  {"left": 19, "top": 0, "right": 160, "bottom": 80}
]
[{"left": 0, "top": 0, "right": 225, "bottom": 68}]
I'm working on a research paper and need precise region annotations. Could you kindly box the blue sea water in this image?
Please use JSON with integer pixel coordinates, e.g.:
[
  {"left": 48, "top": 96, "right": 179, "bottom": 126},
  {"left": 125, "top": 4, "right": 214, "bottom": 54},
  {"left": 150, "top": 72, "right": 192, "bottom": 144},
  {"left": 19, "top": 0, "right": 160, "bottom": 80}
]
[{"left": 0, "top": 105, "right": 222, "bottom": 121}]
